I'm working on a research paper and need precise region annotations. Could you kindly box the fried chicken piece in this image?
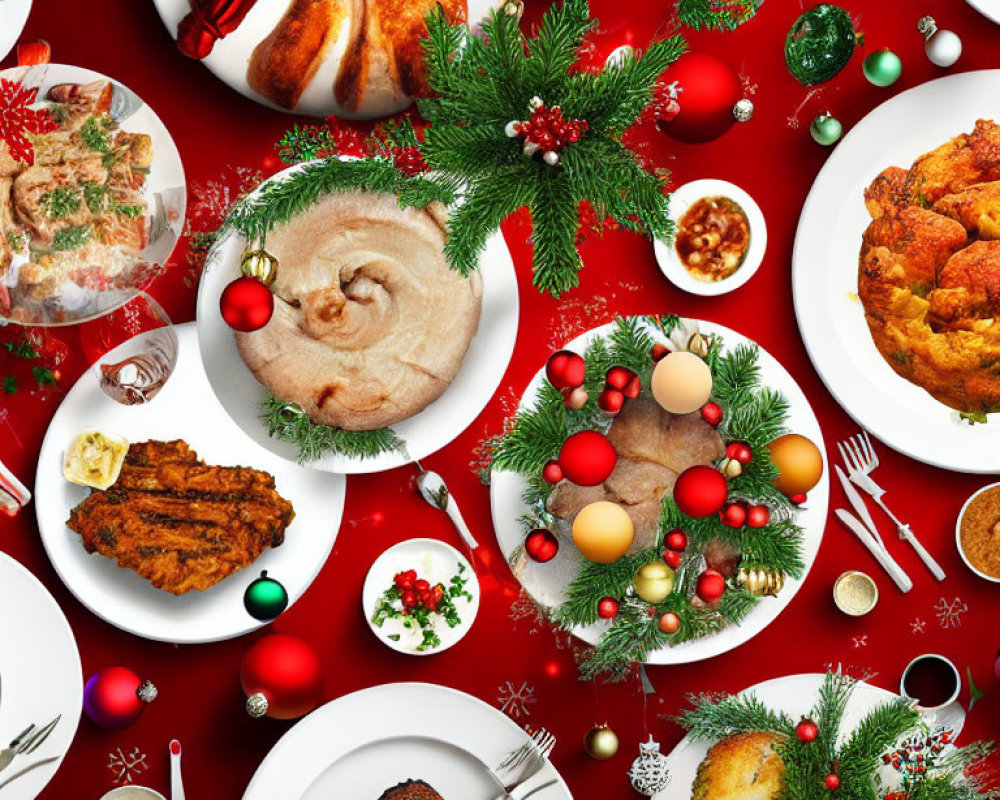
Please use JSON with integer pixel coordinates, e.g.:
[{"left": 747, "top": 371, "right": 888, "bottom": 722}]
[
  {"left": 692, "top": 732, "right": 786, "bottom": 800},
  {"left": 906, "top": 119, "right": 1000, "bottom": 206},
  {"left": 377, "top": 780, "right": 444, "bottom": 800},
  {"left": 933, "top": 181, "right": 1000, "bottom": 239},
  {"left": 547, "top": 397, "right": 723, "bottom": 552},
  {"left": 860, "top": 206, "right": 967, "bottom": 292},
  {"left": 864, "top": 166, "right": 910, "bottom": 218},
  {"left": 929, "top": 240, "right": 1000, "bottom": 328},
  {"left": 66, "top": 440, "right": 294, "bottom": 595}
]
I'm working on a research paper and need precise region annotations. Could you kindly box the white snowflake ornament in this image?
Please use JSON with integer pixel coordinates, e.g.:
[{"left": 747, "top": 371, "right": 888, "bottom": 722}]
[{"left": 628, "top": 736, "right": 671, "bottom": 796}]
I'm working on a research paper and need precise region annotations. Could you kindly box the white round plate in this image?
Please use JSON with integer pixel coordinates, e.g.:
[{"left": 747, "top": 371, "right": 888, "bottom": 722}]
[
  {"left": 0, "top": 0, "right": 31, "bottom": 63},
  {"left": 964, "top": 0, "right": 1000, "bottom": 24},
  {"left": 0, "top": 63, "right": 186, "bottom": 326},
  {"left": 793, "top": 70, "right": 1000, "bottom": 472},
  {"left": 0, "top": 552, "right": 82, "bottom": 800},
  {"left": 34, "top": 322, "right": 345, "bottom": 643},
  {"left": 196, "top": 162, "right": 519, "bottom": 475},
  {"left": 150, "top": 0, "right": 501, "bottom": 117},
  {"left": 654, "top": 179, "right": 766, "bottom": 296},
  {"left": 242, "top": 682, "right": 571, "bottom": 800},
  {"left": 490, "top": 318, "right": 829, "bottom": 665},
  {"left": 362, "top": 538, "right": 480, "bottom": 655},
  {"left": 662, "top": 674, "right": 897, "bottom": 799}
]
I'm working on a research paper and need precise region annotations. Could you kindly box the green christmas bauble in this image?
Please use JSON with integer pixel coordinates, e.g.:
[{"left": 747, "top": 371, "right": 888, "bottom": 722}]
[
  {"left": 785, "top": 4, "right": 858, "bottom": 86},
  {"left": 810, "top": 113, "right": 843, "bottom": 145},
  {"left": 863, "top": 48, "right": 902, "bottom": 86},
  {"left": 244, "top": 571, "right": 288, "bottom": 621}
]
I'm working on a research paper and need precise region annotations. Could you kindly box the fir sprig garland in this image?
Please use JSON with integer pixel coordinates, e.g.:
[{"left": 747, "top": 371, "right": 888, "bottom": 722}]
[
  {"left": 676, "top": 0, "right": 759, "bottom": 31},
  {"left": 418, "top": 0, "right": 686, "bottom": 295},
  {"left": 676, "top": 672, "right": 999, "bottom": 800},
  {"left": 493, "top": 315, "right": 807, "bottom": 680}
]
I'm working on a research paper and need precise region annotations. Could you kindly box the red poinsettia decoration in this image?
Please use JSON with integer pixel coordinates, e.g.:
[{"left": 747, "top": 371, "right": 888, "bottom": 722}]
[{"left": 0, "top": 78, "right": 58, "bottom": 165}]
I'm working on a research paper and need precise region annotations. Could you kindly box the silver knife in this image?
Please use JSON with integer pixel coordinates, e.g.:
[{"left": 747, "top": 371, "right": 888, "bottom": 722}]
[
  {"left": 835, "top": 466, "right": 886, "bottom": 549},
  {"left": 835, "top": 509, "right": 913, "bottom": 593}
]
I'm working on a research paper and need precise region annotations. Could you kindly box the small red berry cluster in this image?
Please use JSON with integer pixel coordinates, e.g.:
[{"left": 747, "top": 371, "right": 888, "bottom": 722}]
[
  {"left": 643, "top": 80, "right": 681, "bottom": 125},
  {"left": 391, "top": 145, "right": 429, "bottom": 177},
  {"left": 662, "top": 528, "right": 687, "bottom": 570},
  {"left": 506, "top": 97, "right": 589, "bottom": 166},
  {"left": 393, "top": 570, "right": 445, "bottom": 614},
  {"left": 598, "top": 366, "right": 641, "bottom": 415}
]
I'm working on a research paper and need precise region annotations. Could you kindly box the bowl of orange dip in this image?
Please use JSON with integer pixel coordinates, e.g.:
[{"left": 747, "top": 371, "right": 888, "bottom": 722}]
[
  {"left": 653, "top": 179, "right": 766, "bottom": 296},
  {"left": 956, "top": 482, "right": 1000, "bottom": 582}
]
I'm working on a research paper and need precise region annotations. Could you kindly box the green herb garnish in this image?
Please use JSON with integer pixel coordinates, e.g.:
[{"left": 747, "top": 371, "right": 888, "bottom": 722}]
[
  {"left": 40, "top": 187, "right": 81, "bottom": 219},
  {"left": 50, "top": 225, "right": 92, "bottom": 251},
  {"left": 83, "top": 183, "right": 110, "bottom": 214},
  {"left": 114, "top": 203, "right": 144, "bottom": 219},
  {"left": 79, "top": 115, "right": 113, "bottom": 153}
]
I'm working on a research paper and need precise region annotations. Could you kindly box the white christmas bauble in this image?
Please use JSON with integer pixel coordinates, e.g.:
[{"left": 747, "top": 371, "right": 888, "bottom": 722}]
[
  {"left": 926, "top": 29, "right": 962, "bottom": 67},
  {"left": 628, "top": 736, "right": 671, "bottom": 796}
]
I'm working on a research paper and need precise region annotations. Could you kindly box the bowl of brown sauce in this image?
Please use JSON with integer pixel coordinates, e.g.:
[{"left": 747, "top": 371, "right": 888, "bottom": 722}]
[{"left": 653, "top": 179, "right": 766, "bottom": 296}]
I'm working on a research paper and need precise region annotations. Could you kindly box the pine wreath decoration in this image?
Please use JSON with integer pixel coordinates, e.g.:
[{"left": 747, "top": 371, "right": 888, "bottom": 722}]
[
  {"left": 417, "top": 0, "right": 686, "bottom": 296},
  {"left": 676, "top": 0, "right": 760, "bottom": 31},
  {"left": 675, "top": 671, "right": 1000, "bottom": 800},
  {"left": 492, "top": 315, "right": 809, "bottom": 681}
]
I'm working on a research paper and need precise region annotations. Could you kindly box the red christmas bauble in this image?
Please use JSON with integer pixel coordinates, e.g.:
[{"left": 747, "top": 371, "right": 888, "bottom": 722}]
[
  {"left": 597, "top": 597, "right": 619, "bottom": 619},
  {"left": 663, "top": 549, "right": 682, "bottom": 570},
  {"left": 658, "top": 611, "right": 680, "bottom": 634},
  {"left": 559, "top": 431, "right": 617, "bottom": 486},
  {"left": 656, "top": 53, "right": 742, "bottom": 144},
  {"left": 84, "top": 667, "right": 157, "bottom": 731},
  {"left": 747, "top": 504, "right": 770, "bottom": 528},
  {"left": 789, "top": 493, "right": 807, "bottom": 505},
  {"left": 700, "top": 402, "right": 723, "bottom": 426},
  {"left": 546, "top": 350, "right": 585, "bottom": 390},
  {"left": 796, "top": 717, "right": 819, "bottom": 742},
  {"left": 650, "top": 343, "right": 669, "bottom": 362},
  {"left": 665, "top": 529, "right": 688, "bottom": 551},
  {"left": 623, "top": 375, "right": 641, "bottom": 399},
  {"left": 720, "top": 502, "right": 748, "bottom": 528},
  {"left": 673, "top": 465, "right": 728, "bottom": 517},
  {"left": 525, "top": 529, "right": 559, "bottom": 563},
  {"left": 241, "top": 634, "right": 323, "bottom": 720},
  {"left": 725, "top": 441, "right": 753, "bottom": 465},
  {"left": 696, "top": 568, "right": 726, "bottom": 603},
  {"left": 220, "top": 276, "right": 274, "bottom": 332},
  {"left": 542, "top": 460, "right": 564, "bottom": 484},
  {"left": 825, "top": 774, "right": 840, "bottom": 790},
  {"left": 605, "top": 366, "right": 634, "bottom": 391},
  {"left": 597, "top": 387, "right": 625, "bottom": 415}
]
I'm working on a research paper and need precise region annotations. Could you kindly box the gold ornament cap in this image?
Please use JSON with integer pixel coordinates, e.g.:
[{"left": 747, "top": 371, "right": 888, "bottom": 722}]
[{"left": 240, "top": 247, "right": 279, "bottom": 286}]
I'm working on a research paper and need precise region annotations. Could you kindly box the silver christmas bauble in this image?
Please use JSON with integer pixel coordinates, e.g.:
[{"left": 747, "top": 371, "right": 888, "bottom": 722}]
[
  {"left": 628, "top": 736, "right": 671, "bottom": 796},
  {"left": 733, "top": 98, "right": 754, "bottom": 123}
]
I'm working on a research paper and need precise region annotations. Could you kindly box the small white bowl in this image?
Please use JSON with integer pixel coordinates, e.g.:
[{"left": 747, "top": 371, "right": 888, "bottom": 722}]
[
  {"left": 99, "top": 787, "right": 167, "bottom": 800},
  {"left": 362, "top": 538, "right": 480, "bottom": 655},
  {"left": 653, "top": 178, "right": 766, "bottom": 296},
  {"left": 955, "top": 481, "right": 1000, "bottom": 583}
]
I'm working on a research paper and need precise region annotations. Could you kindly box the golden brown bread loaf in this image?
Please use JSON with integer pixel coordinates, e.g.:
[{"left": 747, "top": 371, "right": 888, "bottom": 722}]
[{"left": 691, "top": 732, "right": 785, "bottom": 800}]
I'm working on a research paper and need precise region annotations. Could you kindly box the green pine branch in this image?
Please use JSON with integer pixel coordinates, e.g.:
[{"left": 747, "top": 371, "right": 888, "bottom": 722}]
[
  {"left": 676, "top": 0, "right": 759, "bottom": 31},
  {"left": 261, "top": 393, "right": 405, "bottom": 463},
  {"left": 675, "top": 692, "right": 794, "bottom": 739}
]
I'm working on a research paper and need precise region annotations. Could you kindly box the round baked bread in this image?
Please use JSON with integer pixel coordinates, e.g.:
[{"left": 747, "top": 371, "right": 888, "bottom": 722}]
[
  {"left": 235, "top": 191, "right": 483, "bottom": 430},
  {"left": 858, "top": 119, "right": 1000, "bottom": 414},
  {"left": 692, "top": 732, "right": 785, "bottom": 800}
]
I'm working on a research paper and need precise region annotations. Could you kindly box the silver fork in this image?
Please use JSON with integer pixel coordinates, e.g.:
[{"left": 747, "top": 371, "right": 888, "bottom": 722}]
[
  {"left": 494, "top": 728, "right": 556, "bottom": 795},
  {"left": 0, "top": 715, "right": 61, "bottom": 774},
  {"left": 838, "top": 431, "right": 945, "bottom": 581}
]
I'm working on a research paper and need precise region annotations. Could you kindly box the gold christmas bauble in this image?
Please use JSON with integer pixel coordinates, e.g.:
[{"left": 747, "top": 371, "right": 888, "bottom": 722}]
[
  {"left": 738, "top": 565, "right": 784, "bottom": 597},
  {"left": 769, "top": 433, "right": 824, "bottom": 495},
  {"left": 633, "top": 560, "right": 675, "bottom": 604},
  {"left": 584, "top": 724, "right": 620, "bottom": 760},
  {"left": 572, "top": 501, "right": 634, "bottom": 564},
  {"left": 650, "top": 351, "right": 713, "bottom": 414}
]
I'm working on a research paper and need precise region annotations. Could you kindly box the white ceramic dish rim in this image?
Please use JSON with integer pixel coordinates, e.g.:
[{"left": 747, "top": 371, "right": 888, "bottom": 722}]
[
  {"left": 653, "top": 178, "right": 766, "bottom": 296},
  {"left": 361, "top": 537, "right": 480, "bottom": 656}
]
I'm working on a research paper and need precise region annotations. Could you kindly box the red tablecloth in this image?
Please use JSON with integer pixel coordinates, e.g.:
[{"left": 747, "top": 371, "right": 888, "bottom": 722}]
[{"left": 3, "top": 1, "right": 1000, "bottom": 798}]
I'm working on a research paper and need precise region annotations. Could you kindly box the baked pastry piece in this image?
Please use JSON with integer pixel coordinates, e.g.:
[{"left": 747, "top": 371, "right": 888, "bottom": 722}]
[
  {"left": 691, "top": 732, "right": 785, "bottom": 800},
  {"left": 67, "top": 440, "right": 294, "bottom": 595},
  {"left": 547, "top": 397, "right": 724, "bottom": 551},
  {"left": 245, "top": 0, "right": 466, "bottom": 114},
  {"left": 859, "top": 119, "right": 1000, "bottom": 413},
  {"left": 377, "top": 780, "right": 444, "bottom": 800},
  {"left": 235, "top": 192, "right": 482, "bottom": 430}
]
